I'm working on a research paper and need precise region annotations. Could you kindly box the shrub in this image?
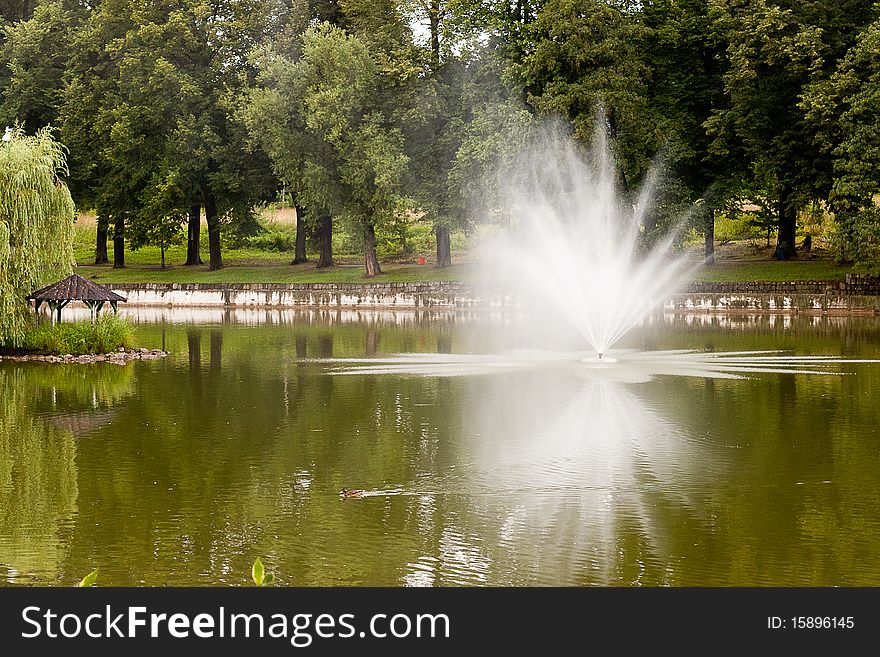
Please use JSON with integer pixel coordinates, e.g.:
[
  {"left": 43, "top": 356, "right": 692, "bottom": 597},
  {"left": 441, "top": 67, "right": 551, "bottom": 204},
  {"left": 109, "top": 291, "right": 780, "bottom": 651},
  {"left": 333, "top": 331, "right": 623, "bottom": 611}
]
[
  {"left": 21, "top": 315, "right": 135, "bottom": 355},
  {"left": 243, "top": 230, "right": 296, "bottom": 252}
]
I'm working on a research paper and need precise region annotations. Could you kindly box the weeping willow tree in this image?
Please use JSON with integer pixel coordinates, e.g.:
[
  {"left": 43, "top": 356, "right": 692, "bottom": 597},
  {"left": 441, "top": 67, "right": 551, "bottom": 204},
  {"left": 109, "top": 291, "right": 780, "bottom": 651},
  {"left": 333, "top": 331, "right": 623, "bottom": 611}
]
[{"left": 0, "top": 127, "right": 75, "bottom": 346}]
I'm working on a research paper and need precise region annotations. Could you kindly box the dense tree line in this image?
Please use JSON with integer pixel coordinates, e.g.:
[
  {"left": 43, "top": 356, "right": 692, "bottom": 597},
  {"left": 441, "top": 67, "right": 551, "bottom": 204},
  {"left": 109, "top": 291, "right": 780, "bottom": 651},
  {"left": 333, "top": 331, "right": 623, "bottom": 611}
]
[{"left": 1, "top": 0, "right": 878, "bottom": 275}]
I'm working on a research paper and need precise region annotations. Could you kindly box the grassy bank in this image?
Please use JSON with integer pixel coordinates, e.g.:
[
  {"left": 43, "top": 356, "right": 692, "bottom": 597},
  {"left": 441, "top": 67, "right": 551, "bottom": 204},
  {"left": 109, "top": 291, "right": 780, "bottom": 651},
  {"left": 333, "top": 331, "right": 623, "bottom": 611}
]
[
  {"left": 76, "top": 258, "right": 853, "bottom": 285},
  {"left": 74, "top": 220, "right": 856, "bottom": 284},
  {"left": 15, "top": 316, "right": 135, "bottom": 355}
]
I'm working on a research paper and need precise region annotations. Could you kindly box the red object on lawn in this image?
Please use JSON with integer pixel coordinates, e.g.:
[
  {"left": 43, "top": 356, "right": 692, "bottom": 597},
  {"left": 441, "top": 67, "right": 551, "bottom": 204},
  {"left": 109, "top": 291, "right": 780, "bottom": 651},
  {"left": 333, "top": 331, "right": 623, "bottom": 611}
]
[{"left": 418, "top": 256, "right": 426, "bottom": 265}]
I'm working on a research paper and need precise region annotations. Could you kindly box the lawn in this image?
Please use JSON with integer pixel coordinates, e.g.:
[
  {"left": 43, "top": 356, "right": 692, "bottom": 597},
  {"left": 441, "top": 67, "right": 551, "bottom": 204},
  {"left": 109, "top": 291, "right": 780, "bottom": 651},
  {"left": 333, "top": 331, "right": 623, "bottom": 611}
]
[
  {"left": 74, "top": 222, "right": 855, "bottom": 285},
  {"left": 77, "top": 261, "right": 473, "bottom": 283},
  {"left": 693, "top": 259, "right": 852, "bottom": 283}
]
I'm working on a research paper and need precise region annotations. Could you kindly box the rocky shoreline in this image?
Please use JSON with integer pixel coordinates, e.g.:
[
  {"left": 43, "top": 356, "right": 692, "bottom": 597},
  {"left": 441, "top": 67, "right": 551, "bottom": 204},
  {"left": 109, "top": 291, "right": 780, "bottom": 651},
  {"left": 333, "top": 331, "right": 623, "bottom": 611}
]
[{"left": 0, "top": 346, "right": 168, "bottom": 364}]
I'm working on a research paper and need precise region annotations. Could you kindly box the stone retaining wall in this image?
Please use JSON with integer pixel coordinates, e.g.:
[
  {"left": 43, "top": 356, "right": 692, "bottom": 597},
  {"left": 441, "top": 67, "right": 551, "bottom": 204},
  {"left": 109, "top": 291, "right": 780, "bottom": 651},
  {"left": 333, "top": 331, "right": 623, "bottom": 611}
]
[{"left": 98, "top": 274, "right": 880, "bottom": 314}]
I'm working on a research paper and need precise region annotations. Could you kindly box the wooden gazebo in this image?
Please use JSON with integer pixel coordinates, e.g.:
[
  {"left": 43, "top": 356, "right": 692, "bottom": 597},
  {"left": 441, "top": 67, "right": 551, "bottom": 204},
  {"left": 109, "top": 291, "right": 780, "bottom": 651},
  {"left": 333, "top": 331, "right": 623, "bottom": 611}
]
[{"left": 27, "top": 274, "right": 127, "bottom": 324}]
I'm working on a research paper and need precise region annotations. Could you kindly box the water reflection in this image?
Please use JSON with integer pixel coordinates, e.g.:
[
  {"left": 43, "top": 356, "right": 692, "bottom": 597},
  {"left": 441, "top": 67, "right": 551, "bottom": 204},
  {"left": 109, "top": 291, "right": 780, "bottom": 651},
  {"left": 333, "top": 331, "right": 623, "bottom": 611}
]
[
  {"left": 1, "top": 312, "right": 879, "bottom": 586},
  {"left": 0, "top": 370, "right": 79, "bottom": 583},
  {"left": 450, "top": 372, "right": 732, "bottom": 584}
]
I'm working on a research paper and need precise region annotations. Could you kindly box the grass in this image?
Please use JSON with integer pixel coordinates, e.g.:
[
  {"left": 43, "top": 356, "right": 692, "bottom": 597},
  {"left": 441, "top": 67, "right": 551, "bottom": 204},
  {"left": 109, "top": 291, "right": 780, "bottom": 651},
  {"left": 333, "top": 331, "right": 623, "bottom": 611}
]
[
  {"left": 693, "top": 259, "right": 852, "bottom": 283},
  {"left": 19, "top": 315, "right": 136, "bottom": 355},
  {"left": 74, "top": 221, "right": 857, "bottom": 285},
  {"left": 77, "top": 261, "right": 473, "bottom": 284}
]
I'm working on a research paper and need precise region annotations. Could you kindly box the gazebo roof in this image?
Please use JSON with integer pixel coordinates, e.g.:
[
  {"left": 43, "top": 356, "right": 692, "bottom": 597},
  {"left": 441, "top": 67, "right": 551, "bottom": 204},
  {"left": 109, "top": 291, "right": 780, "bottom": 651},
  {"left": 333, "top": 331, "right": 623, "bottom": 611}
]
[{"left": 27, "top": 274, "right": 127, "bottom": 303}]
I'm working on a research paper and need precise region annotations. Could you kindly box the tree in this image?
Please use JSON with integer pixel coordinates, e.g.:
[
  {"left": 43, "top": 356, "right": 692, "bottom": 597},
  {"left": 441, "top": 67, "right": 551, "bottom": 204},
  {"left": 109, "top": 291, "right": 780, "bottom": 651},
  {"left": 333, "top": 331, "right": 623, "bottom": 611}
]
[
  {"left": 514, "top": 0, "right": 663, "bottom": 194},
  {"left": 60, "top": 0, "right": 278, "bottom": 271},
  {"left": 0, "top": 0, "right": 36, "bottom": 23},
  {"left": 59, "top": 0, "right": 133, "bottom": 266},
  {"left": 127, "top": 174, "right": 186, "bottom": 269},
  {"left": 705, "top": 0, "right": 823, "bottom": 259},
  {"left": 0, "top": 127, "right": 74, "bottom": 346},
  {"left": 448, "top": 99, "right": 535, "bottom": 227},
  {"left": 246, "top": 22, "right": 410, "bottom": 277},
  {"left": 642, "top": 0, "right": 729, "bottom": 263},
  {"left": 0, "top": 1, "right": 82, "bottom": 132},
  {"left": 803, "top": 15, "right": 880, "bottom": 270}
]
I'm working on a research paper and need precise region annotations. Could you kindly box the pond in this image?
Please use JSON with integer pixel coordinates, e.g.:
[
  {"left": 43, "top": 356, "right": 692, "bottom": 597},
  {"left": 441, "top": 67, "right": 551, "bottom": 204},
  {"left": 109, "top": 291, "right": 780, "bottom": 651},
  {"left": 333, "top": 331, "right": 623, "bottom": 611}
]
[{"left": 2, "top": 309, "right": 880, "bottom": 586}]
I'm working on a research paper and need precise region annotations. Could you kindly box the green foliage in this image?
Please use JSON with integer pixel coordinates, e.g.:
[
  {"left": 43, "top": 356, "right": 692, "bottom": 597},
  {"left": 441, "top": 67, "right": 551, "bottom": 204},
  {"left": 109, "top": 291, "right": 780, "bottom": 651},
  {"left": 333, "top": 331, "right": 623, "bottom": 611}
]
[
  {"left": 21, "top": 315, "right": 135, "bottom": 355},
  {"left": 0, "top": 127, "right": 75, "bottom": 347},
  {"left": 448, "top": 100, "right": 535, "bottom": 225},
  {"left": 0, "top": 1, "right": 81, "bottom": 131},
  {"left": 78, "top": 568, "right": 99, "bottom": 587},
  {"left": 705, "top": 0, "right": 823, "bottom": 209},
  {"left": 514, "top": 0, "right": 660, "bottom": 188},
  {"left": 803, "top": 14, "right": 880, "bottom": 270},
  {"left": 251, "top": 557, "right": 274, "bottom": 586},
  {"left": 245, "top": 20, "right": 412, "bottom": 274},
  {"left": 243, "top": 228, "right": 296, "bottom": 253}
]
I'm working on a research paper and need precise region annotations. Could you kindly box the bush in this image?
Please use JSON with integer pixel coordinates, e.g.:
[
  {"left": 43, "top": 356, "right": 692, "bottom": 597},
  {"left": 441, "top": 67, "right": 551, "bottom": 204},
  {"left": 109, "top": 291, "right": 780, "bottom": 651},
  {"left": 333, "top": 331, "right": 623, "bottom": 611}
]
[
  {"left": 242, "top": 230, "right": 296, "bottom": 252},
  {"left": 834, "top": 208, "right": 880, "bottom": 274},
  {"left": 21, "top": 315, "right": 136, "bottom": 355}
]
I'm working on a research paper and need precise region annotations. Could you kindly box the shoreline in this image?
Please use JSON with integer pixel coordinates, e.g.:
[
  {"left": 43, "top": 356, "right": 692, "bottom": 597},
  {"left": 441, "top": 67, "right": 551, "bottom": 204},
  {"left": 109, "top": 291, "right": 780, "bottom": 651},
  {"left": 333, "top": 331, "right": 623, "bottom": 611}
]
[
  {"left": 63, "top": 277, "right": 880, "bottom": 315},
  {"left": 0, "top": 347, "right": 169, "bottom": 364}
]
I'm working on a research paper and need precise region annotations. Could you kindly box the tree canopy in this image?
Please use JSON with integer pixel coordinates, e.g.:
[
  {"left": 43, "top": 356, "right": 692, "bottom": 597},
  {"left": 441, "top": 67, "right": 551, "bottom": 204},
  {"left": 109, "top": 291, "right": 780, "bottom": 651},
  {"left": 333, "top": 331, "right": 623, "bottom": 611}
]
[
  {"left": 0, "top": 127, "right": 75, "bottom": 346},
  {"left": 0, "top": 0, "right": 878, "bottom": 273}
]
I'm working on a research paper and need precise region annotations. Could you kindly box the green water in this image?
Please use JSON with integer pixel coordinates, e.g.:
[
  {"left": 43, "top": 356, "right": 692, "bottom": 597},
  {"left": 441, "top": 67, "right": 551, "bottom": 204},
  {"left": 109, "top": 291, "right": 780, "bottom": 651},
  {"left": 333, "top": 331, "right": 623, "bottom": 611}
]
[{"left": 2, "top": 311, "right": 879, "bottom": 586}]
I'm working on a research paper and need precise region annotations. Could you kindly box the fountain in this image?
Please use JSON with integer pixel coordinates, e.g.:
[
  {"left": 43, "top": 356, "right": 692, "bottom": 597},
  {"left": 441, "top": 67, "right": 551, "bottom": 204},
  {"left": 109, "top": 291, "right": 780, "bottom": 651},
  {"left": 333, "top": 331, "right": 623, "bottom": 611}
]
[
  {"left": 325, "top": 124, "right": 879, "bottom": 381},
  {"left": 482, "top": 122, "right": 696, "bottom": 359}
]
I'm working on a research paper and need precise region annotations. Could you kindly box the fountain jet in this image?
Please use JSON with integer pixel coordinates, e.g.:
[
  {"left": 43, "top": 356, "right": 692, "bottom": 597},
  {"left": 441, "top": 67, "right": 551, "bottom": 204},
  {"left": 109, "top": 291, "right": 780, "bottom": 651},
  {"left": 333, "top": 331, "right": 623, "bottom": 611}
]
[{"left": 483, "top": 121, "right": 698, "bottom": 357}]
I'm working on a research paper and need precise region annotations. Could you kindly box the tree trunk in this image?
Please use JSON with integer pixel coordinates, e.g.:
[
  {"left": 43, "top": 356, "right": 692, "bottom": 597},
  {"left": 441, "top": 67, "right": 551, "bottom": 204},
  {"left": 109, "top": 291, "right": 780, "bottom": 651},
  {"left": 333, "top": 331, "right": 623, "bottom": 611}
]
[
  {"left": 185, "top": 204, "right": 203, "bottom": 266},
  {"left": 95, "top": 217, "right": 109, "bottom": 264},
  {"left": 777, "top": 187, "right": 797, "bottom": 258},
  {"left": 205, "top": 193, "right": 222, "bottom": 271},
  {"left": 112, "top": 216, "right": 125, "bottom": 268},
  {"left": 293, "top": 204, "right": 308, "bottom": 264},
  {"left": 160, "top": 245, "right": 166, "bottom": 269},
  {"left": 364, "top": 223, "right": 382, "bottom": 278},
  {"left": 435, "top": 224, "right": 452, "bottom": 268},
  {"left": 317, "top": 214, "right": 333, "bottom": 269},
  {"left": 429, "top": 0, "right": 441, "bottom": 70},
  {"left": 704, "top": 208, "right": 715, "bottom": 264}
]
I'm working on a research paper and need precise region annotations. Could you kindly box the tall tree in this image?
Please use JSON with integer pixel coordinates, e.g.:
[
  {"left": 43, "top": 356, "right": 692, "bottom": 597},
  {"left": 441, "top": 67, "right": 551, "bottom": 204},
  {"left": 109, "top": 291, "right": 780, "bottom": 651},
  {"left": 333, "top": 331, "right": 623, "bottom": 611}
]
[
  {"left": 705, "top": 0, "right": 823, "bottom": 258},
  {"left": 803, "top": 15, "right": 880, "bottom": 270},
  {"left": 402, "top": 0, "right": 490, "bottom": 268},
  {"left": 0, "top": 127, "right": 74, "bottom": 346},
  {"left": 247, "top": 21, "right": 411, "bottom": 277},
  {"left": 514, "top": 0, "right": 663, "bottom": 196},
  {"left": 0, "top": 1, "right": 83, "bottom": 132},
  {"left": 642, "top": 0, "right": 729, "bottom": 262}
]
